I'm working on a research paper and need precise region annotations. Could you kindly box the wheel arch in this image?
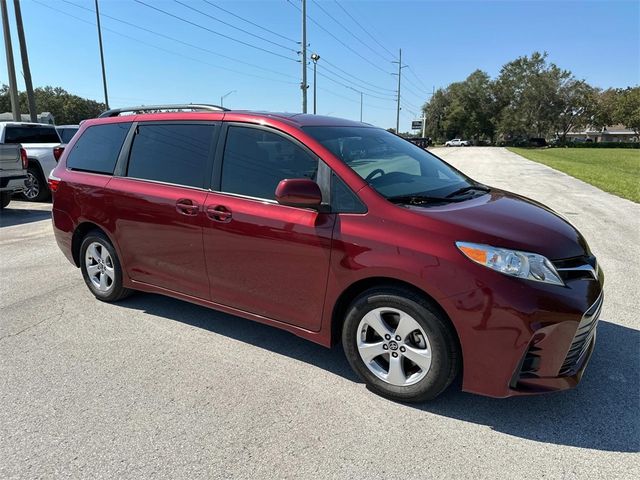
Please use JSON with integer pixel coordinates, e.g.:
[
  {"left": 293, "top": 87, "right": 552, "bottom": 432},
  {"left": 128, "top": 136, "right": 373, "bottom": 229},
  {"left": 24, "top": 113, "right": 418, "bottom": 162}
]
[
  {"left": 330, "top": 277, "right": 461, "bottom": 354},
  {"left": 71, "top": 222, "right": 114, "bottom": 267}
]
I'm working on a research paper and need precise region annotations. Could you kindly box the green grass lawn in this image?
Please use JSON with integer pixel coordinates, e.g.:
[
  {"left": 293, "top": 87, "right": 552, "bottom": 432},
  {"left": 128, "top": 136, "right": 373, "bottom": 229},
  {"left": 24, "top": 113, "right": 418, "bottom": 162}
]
[{"left": 507, "top": 148, "right": 640, "bottom": 203}]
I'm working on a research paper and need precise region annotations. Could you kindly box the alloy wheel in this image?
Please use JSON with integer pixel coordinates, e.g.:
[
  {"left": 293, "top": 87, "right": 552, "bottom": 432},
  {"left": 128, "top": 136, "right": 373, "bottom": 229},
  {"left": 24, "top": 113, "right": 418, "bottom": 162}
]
[
  {"left": 356, "top": 307, "right": 432, "bottom": 386},
  {"left": 23, "top": 171, "right": 40, "bottom": 200},
  {"left": 85, "top": 242, "right": 115, "bottom": 293}
]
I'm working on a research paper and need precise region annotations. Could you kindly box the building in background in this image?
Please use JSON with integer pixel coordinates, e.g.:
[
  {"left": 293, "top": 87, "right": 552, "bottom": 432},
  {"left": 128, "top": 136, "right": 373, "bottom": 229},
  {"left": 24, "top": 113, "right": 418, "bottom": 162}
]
[{"left": 0, "top": 112, "right": 55, "bottom": 124}]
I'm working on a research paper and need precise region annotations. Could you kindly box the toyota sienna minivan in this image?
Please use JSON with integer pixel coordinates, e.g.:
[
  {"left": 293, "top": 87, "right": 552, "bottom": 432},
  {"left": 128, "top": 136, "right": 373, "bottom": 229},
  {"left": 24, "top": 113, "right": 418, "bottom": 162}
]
[{"left": 49, "top": 104, "right": 604, "bottom": 402}]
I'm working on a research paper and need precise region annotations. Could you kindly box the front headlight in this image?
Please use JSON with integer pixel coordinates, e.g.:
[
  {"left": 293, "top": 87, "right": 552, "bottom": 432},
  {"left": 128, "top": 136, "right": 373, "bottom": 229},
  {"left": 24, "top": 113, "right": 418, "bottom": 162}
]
[{"left": 456, "top": 242, "right": 564, "bottom": 286}]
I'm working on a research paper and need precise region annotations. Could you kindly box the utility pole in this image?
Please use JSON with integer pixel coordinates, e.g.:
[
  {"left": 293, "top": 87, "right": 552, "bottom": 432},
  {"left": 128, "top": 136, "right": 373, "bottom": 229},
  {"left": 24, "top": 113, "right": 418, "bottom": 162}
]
[
  {"left": 13, "top": 0, "right": 36, "bottom": 122},
  {"left": 392, "top": 48, "right": 406, "bottom": 134},
  {"left": 95, "top": 0, "right": 109, "bottom": 109},
  {"left": 1, "top": 0, "right": 20, "bottom": 121},
  {"left": 300, "top": 0, "right": 307, "bottom": 113},
  {"left": 311, "top": 53, "right": 319, "bottom": 114},
  {"left": 421, "top": 112, "right": 426, "bottom": 138},
  {"left": 359, "top": 91, "right": 363, "bottom": 122}
]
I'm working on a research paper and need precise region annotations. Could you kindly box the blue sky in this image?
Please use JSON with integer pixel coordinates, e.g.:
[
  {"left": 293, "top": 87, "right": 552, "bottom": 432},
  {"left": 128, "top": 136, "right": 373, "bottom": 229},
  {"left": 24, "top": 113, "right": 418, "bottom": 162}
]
[{"left": 1, "top": 0, "right": 639, "bottom": 131}]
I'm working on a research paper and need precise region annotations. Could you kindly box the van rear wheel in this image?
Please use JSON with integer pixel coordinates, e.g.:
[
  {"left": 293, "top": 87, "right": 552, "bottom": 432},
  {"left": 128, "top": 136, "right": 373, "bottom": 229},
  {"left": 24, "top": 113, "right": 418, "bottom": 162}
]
[
  {"left": 80, "top": 231, "right": 132, "bottom": 302},
  {"left": 342, "top": 286, "right": 460, "bottom": 402}
]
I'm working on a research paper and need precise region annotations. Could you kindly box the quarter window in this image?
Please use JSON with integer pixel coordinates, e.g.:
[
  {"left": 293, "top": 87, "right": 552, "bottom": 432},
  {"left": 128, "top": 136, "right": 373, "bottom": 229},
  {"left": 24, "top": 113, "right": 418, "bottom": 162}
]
[
  {"left": 221, "top": 126, "right": 318, "bottom": 200},
  {"left": 127, "top": 124, "right": 216, "bottom": 188},
  {"left": 66, "top": 123, "right": 130, "bottom": 175}
]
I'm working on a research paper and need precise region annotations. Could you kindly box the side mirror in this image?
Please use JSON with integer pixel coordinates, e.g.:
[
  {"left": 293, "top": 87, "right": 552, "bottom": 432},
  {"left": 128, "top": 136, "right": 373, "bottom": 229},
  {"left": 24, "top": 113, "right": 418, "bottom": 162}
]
[{"left": 275, "top": 178, "right": 322, "bottom": 208}]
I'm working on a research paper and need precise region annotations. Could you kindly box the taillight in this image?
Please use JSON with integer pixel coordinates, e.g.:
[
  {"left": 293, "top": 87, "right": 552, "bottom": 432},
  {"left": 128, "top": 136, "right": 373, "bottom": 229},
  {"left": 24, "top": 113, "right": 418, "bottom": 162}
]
[
  {"left": 20, "top": 148, "right": 28, "bottom": 169},
  {"left": 53, "top": 146, "right": 64, "bottom": 162},
  {"left": 48, "top": 172, "right": 61, "bottom": 193}
]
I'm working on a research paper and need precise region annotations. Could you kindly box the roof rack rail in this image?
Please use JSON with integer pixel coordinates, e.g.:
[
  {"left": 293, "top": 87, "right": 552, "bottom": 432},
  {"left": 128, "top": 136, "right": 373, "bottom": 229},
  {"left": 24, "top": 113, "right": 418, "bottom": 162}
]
[{"left": 98, "top": 103, "right": 229, "bottom": 118}]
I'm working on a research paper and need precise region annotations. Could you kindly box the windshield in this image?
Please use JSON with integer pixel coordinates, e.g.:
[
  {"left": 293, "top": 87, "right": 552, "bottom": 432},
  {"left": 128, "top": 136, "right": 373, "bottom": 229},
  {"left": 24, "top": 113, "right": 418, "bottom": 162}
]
[
  {"left": 57, "top": 127, "right": 79, "bottom": 143},
  {"left": 303, "top": 126, "right": 475, "bottom": 199}
]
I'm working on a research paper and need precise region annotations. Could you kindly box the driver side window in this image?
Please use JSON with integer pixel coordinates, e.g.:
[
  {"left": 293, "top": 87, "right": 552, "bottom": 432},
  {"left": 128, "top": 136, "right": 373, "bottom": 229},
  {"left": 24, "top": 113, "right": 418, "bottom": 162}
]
[{"left": 221, "top": 126, "right": 318, "bottom": 200}]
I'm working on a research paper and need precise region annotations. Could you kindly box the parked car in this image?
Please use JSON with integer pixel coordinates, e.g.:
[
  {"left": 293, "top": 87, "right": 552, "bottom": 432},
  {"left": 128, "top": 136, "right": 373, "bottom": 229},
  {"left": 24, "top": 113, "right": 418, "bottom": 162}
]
[
  {"left": 445, "top": 138, "right": 470, "bottom": 147},
  {"left": 0, "top": 144, "right": 28, "bottom": 209},
  {"left": 56, "top": 125, "right": 80, "bottom": 144},
  {"left": 0, "top": 122, "right": 61, "bottom": 201},
  {"left": 406, "top": 137, "right": 432, "bottom": 148},
  {"left": 50, "top": 104, "right": 604, "bottom": 402}
]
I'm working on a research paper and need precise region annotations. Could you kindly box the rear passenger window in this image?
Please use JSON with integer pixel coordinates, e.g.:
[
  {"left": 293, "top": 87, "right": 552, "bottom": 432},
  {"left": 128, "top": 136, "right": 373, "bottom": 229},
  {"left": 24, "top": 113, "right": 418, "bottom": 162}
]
[
  {"left": 127, "top": 124, "right": 216, "bottom": 188},
  {"left": 221, "top": 126, "right": 318, "bottom": 200},
  {"left": 66, "top": 123, "right": 130, "bottom": 174}
]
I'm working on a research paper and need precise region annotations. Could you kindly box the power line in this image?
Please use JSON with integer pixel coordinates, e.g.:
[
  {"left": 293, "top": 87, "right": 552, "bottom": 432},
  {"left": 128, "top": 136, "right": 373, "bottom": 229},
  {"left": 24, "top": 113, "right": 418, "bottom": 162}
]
[
  {"left": 317, "top": 86, "right": 394, "bottom": 111},
  {"left": 286, "top": 0, "right": 393, "bottom": 76},
  {"left": 133, "top": 0, "right": 297, "bottom": 63},
  {"left": 201, "top": 0, "right": 297, "bottom": 44},
  {"left": 173, "top": 0, "right": 296, "bottom": 53},
  {"left": 34, "top": 0, "right": 298, "bottom": 87},
  {"left": 321, "top": 59, "right": 395, "bottom": 94},
  {"left": 407, "top": 65, "right": 430, "bottom": 91},
  {"left": 319, "top": 63, "right": 395, "bottom": 98},
  {"left": 332, "top": 0, "right": 397, "bottom": 61},
  {"left": 316, "top": 68, "right": 395, "bottom": 102},
  {"left": 59, "top": 0, "right": 294, "bottom": 79},
  {"left": 310, "top": 0, "right": 392, "bottom": 63}
]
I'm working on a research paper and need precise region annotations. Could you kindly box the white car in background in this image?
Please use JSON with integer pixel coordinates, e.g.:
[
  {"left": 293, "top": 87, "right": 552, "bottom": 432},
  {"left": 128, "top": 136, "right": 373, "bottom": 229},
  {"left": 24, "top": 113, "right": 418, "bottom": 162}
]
[
  {"left": 0, "top": 122, "right": 61, "bottom": 201},
  {"left": 445, "top": 138, "right": 471, "bottom": 147}
]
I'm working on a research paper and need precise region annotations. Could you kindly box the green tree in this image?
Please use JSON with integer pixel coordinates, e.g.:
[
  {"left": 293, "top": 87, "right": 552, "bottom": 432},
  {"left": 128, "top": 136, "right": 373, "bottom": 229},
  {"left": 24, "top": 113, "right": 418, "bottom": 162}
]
[
  {"left": 615, "top": 87, "right": 640, "bottom": 136},
  {"left": 554, "top": 80, "right": 599, "bottom": 143},
  {"left": 0, "top": 85, "right": 105, "bottom": 124},
  {"left": 495, "top": 52, "right": 571, "bottom": 141}
]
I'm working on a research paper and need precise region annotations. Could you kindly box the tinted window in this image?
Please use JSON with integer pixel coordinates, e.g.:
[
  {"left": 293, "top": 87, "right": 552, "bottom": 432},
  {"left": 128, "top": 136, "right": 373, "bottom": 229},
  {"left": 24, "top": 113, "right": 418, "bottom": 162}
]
[
  {"left": 66, "top": 123, "right": 130, "bottom": 174},
  {"left": 127, "top": 124, "right": 216, "bottom": 188},
  {"left": 4, "top": 125, "right": 60, "bottom": 143},
  {"left": 331, "top": 172, "right": 366, "bottom": 213},
  {"left": 221, "top": 126, "right": 317, "bottom": 200},
  {"left": 303, "top": 126, "right": 472, "bottom": 199},
  {"left": 57, "top": 127, "right": 79, "bottom": 143}
]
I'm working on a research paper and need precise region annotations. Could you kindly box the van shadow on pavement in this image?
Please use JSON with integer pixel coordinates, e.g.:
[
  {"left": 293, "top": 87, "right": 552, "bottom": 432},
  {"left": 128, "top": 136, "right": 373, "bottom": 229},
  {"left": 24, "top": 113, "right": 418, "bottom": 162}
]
[
  {"left": 0, "top": 203, "right": 51, "bottom": 227},
  {"left": 120, "top": 293, "right": 639, "bottom": 454}
]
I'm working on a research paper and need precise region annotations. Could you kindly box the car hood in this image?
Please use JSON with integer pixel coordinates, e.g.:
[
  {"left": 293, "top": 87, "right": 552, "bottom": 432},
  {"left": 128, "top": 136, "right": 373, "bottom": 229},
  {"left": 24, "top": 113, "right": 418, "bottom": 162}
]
[{"left": 408, "top": 189, "right": 590, "bottom": 260}]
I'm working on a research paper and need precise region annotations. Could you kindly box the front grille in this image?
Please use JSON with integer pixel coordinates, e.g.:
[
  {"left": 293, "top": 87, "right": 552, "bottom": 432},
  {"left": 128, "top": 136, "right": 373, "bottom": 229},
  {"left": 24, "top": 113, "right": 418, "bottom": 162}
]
[
  {"left": 553, "top": 255, "right": 599, "bottom": 282},
  {"left": 559, "top": 293, "right": 603, "bottom": 375}
]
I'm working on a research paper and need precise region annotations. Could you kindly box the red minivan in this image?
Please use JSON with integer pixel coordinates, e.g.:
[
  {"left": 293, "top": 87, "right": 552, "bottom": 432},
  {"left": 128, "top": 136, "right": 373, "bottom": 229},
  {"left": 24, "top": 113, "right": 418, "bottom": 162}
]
[{"left": 50, "top": 105, "right": 604, "bottom": 402}]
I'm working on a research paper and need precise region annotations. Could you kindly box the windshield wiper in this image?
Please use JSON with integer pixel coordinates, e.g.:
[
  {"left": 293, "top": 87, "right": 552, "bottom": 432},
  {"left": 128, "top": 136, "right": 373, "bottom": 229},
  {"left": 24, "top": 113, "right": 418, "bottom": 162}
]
[
  {"left": 387, "top": 194, "right": 466, "bottom": 205},
  {"left": 445, "top": 185, "right": 490, "bottom": 199}
]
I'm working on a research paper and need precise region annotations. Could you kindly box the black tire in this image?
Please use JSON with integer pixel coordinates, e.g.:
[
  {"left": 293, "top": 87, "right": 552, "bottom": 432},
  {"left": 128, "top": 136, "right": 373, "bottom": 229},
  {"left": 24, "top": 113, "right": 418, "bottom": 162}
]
[
  {"left": 79, "top": 230, "right": 132, "bottom": 302},
  {"left": 0, "top": 192, "right": 11, "bottom": 209},
  {"left": 21, "top": 164, "right": 50, "bottom": 202},
  {"left": 342, "top": 286, "right": 460, "bottom": 403}
]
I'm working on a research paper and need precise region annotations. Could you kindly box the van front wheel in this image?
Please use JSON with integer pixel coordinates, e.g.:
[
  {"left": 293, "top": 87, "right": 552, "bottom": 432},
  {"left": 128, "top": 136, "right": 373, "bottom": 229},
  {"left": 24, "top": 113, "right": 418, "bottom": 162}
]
[{"left": 342, "top": 287, "right": 460, "bottom": 402}]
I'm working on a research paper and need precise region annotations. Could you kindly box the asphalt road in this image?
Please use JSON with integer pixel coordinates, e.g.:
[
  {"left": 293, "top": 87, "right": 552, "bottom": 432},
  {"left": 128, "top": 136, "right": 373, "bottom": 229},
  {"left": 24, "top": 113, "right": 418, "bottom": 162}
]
[{"left": 1, "top": 147, "right": 638, "bottom": 479}]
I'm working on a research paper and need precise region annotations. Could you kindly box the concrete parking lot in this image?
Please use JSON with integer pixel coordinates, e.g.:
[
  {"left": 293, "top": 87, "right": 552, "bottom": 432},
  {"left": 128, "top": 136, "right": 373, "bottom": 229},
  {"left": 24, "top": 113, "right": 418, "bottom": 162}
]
[{"left": 1, "top": 147, "right": 638, "bottom": 479}]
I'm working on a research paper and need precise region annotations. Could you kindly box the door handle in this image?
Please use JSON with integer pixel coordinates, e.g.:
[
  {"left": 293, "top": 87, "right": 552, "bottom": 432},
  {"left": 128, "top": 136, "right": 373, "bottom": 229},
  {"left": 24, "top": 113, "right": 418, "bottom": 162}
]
[
  {"left": 176, "top": 198, "right": 200, "bottom": 216},
  {"left": 206, "top": 205, "right": 232, "bottom": 223}
]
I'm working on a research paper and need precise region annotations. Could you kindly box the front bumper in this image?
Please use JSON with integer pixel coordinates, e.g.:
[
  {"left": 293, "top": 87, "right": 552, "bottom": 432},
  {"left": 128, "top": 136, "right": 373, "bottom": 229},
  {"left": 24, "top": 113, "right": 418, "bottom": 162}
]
[
  {"left": 441, "top": 262, "right": 604, "bottom": 398},
  {"left": 509, "top": 292, "right": 602, "bottom": 395}
]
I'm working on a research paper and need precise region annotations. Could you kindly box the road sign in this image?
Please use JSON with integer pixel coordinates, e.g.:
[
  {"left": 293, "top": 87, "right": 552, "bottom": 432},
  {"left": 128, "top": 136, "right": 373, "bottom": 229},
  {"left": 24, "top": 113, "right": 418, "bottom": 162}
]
[{"left": 411, "top": 120, "right": 422, "bottom": 130}]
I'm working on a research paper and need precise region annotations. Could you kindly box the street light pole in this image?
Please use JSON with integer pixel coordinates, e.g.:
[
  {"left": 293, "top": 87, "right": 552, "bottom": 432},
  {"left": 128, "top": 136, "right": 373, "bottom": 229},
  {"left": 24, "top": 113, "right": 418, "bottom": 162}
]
[
  {"left": 13, "top": 0, "right": 36, "bottom": 122},
  {"left": 220, "top": 90, "right": 236, "bottom": 107},
  {"left": 300, "top": 0, "right": 308, "bottom": 113},
  {"left": 311, "top": 53, "right": 319, "bottom": 114},
  {"left": 1, "top": 0, "right": 20, "bottom": 121},
  {"left": 95, "top": 0, "right": 109, "bottom": 109}
]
